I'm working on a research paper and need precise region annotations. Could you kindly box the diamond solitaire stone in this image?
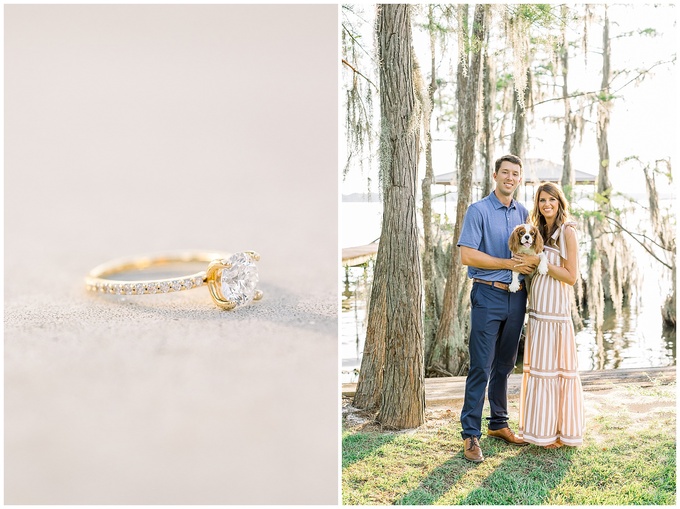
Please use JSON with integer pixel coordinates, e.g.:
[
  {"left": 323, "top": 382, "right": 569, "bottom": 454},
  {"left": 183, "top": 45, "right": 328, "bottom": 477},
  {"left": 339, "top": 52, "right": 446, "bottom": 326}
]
[{"left": 219, "top": 252, "right": 259, "bottom": 307}]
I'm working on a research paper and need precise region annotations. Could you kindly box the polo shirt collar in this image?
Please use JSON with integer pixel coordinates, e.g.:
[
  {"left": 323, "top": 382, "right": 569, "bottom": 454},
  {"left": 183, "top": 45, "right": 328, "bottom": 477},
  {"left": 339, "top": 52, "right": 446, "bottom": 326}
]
[{"left": 489, "top": 190, "right": 517, "bottom": 210}]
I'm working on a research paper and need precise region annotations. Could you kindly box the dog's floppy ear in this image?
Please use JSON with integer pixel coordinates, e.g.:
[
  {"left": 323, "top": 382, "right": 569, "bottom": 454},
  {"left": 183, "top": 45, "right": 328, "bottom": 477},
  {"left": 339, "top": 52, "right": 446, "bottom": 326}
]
[
  {"left": 508, "top": 225, "right": 521, "bottom": 253},
  {"left": 533, "top": 225, "right": 544, "bottom": 252}
]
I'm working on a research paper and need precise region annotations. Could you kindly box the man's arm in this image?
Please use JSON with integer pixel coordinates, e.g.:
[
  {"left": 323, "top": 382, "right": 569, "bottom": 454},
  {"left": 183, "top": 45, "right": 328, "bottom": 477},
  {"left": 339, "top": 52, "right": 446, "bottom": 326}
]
[{"left": 460, "top": 246, "right": 535, "bottom": 275}]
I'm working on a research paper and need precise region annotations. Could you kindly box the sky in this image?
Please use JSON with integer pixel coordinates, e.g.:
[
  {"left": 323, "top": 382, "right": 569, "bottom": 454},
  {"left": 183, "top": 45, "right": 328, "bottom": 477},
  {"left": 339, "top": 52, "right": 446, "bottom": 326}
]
[{"left": 341, "top": 3, "right": 677, "bottom": 198}]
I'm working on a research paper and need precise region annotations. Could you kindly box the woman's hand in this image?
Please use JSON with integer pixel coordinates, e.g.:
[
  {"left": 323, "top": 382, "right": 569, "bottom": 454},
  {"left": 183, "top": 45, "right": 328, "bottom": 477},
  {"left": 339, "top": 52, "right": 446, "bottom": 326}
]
[
  {"left": 509, "top": 253, "right": 537, "bottom": 275},
  {"left": 512, "top": 253, "right": 539, "bottom": 270}
]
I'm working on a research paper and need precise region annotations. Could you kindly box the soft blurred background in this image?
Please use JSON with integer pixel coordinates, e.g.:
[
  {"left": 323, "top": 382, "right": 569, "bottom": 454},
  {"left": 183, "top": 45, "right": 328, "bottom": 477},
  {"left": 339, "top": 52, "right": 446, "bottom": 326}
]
[{"left": 5, "top": 4, "right": 338, "bottom": 504}]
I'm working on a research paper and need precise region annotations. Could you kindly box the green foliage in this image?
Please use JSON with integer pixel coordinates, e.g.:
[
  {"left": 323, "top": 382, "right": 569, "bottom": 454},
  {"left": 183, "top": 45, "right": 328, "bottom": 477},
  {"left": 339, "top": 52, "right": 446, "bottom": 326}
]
[
  {"left": 596, "top": 91, "right": 617, "bottom": 102},
  {"left": 512, "top": 4, "right": 556, "bottom": 26},
  {"left": 639, "top": 27, "right": 659, "bottom": 37},
  {"left": 534, "top": 60, "right": 555, "bottom": 77},
  {"left": 592, "top": 188, "right": 612, "bottom": 207},
  {"left": 496, "top": 72, "right": 514, "bottom": 91},
  {"left": 569, "top": 206, "right": 605, "bottom": 221},
  {"left": 415, "top": 5, "right": 455, "bottom": 38},
  {"left": 562, "top": 183, "right": 574, "bottom": 202}
]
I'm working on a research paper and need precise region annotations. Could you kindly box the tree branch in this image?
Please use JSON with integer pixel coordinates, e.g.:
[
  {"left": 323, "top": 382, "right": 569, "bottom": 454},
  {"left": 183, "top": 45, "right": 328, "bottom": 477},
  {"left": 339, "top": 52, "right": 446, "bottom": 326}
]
[
  {"left": 605, "top": 215, "right": 674, "bottom": 270},
  {"left": 342, "top": 58, "right": 378, "bottom": 90},
  {"left": 342, "top": 22, "right": 374, "bottom": 61},
  {"left": 531, "top": 57, "right": 675, "bottom": 109}
]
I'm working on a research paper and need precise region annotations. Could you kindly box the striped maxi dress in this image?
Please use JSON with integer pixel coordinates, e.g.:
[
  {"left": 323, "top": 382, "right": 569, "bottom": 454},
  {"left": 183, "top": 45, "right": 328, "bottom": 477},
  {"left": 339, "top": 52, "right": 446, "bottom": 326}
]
[{"left": 518, "top": 222, "right": 585, "bottom": 446}]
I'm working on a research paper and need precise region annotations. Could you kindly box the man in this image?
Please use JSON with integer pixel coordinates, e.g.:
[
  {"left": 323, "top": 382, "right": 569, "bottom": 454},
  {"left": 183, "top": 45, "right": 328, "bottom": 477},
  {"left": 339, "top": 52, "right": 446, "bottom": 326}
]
[{"left": 457, "top": 154, "right": 536, "bottom": 462}]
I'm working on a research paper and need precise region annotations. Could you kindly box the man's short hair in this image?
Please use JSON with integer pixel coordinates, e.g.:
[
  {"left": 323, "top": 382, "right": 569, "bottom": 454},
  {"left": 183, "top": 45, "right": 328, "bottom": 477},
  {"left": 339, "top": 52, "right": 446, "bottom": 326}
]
[{"left": 494, "top": 154, "right": 523, "bottom": 174}]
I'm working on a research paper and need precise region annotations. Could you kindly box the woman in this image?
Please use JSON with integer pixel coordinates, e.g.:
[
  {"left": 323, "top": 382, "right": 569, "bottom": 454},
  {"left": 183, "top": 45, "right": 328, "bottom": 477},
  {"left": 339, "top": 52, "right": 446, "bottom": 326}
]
[{"left": 514, "top": 182, "right": 584, "bottom": 448}]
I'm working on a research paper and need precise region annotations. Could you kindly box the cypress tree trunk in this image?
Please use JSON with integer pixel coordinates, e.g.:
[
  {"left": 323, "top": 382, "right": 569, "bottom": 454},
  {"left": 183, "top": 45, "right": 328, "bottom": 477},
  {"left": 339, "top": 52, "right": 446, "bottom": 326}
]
[
  {"left": 584, "top": 6, "right": 616, "bottom": 332},
  {"left": 428, "top": 4, "right": 487, "bottom": 377},
  {"left": 510, "top": 67, "right": 531, "bottom": 161},
  {"left": 481, "top": 40, "right": 495, "bottom": 198},
  {"left": 374, "top": 4, "right": 425, "bottom": 429},
  {"left": 597, "top": 5, "right": 612, "bottom": 200},
  {"left": 560, "top": 5, "right": 575, "bottom": 200},
  {"left": 642, "top": 161, "right": 676, "bottom": 326},
  {"left": 600, "top": 6, "right": 638, "bottom": 316},
  {"left": 421, "top": 4, "right": 438, "bottom": 356},
  {"left": 352, "top": 244, "right": 387, "bottom": 410},
  {"left": 558, "top": 10, "right": 584, "bottom": 329},
  {"left": 661, "top": 266, "right": 676, "bottom": 327}
]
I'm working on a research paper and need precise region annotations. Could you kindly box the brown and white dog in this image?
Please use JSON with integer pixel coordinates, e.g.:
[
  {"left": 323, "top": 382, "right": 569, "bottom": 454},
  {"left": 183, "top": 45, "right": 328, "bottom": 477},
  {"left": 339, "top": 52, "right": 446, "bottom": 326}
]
[{"left": 508, "top": 223, "right": 548, "bottom": 292}]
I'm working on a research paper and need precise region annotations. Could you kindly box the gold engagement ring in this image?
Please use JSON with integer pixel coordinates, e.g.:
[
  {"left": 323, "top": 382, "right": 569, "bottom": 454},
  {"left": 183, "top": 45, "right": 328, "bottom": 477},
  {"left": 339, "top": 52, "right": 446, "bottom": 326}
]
[{"left": 85, "top": 251, "right": 262, "bottom": 310}]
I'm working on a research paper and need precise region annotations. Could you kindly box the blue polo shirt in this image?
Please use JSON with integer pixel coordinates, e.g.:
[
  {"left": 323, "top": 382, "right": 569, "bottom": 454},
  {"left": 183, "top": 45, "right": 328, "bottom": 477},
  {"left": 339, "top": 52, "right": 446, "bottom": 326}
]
[{"left": 457, "top": 191, "right": 529, "bottom": 283}]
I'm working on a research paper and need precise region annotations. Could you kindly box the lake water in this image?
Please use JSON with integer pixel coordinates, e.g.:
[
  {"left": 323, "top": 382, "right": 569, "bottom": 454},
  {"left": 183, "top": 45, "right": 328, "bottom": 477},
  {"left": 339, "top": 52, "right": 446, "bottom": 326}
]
[{"left": 341, "top": 199, "right": 676, "bottom": 383}]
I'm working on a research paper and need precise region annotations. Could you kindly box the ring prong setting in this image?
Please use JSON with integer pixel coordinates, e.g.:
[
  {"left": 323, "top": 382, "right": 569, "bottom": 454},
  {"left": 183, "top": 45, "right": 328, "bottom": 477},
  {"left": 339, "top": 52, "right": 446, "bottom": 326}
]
[
  {"left": 244, "top": 251, "right": 261, "bottom": 262},
  {"left": 206, "top": 252, "right": 261, "bottom": 310}
]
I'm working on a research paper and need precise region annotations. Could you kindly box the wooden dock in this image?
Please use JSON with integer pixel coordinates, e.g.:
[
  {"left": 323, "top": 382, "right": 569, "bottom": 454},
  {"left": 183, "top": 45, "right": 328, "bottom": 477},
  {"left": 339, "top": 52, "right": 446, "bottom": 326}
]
[
  {"left": 342, "top": 243, "right": 379, "bottom": 267},
  {"left": 342, "top": 365, "right": 676, "bottom": 407}
]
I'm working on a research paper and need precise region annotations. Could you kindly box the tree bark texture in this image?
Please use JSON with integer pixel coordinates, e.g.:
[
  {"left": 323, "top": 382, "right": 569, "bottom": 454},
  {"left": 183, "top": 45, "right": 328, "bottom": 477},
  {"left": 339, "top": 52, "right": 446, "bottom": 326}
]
[
  {"left": 421, "top": 4, "right": 439, "bottom": 355},
  {"left": 642, "top": 161, "right": 675, "bottom": 326},
  {"left": 560, "top": 5, "right": 575, "bottom": 200},
  {"left": 597, "top": 5, "right": 612, "bottom": 198},
  {"left": 428, "top": 4, "right": 487, "bottom": 377},
  {"left": 352, "top": 244, "right": 387, "bottom": 410},
  {"left": 454, "top": 5, "right": 469, "bottom": 173},
  {"left": 510, "top": 67, "right": 532, "bottom": 161},
  {"left": 374, "top": 4, "right": 425, "bottom": 429},
  {"left": 661, "top": 266, "right": 676, "bottom": 327},
  {"left": 586, "top": 218, "right": 605, "bottom": 331},
  {"left": 481, "top": 41, "right": 495, "bottom": 198}
]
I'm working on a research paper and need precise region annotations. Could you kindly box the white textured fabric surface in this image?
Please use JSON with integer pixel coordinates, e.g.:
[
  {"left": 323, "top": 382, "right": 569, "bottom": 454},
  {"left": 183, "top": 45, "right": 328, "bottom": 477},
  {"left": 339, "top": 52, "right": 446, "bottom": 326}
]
[{"left": 5, "top": 5, "right": 338, "bottom": 504}]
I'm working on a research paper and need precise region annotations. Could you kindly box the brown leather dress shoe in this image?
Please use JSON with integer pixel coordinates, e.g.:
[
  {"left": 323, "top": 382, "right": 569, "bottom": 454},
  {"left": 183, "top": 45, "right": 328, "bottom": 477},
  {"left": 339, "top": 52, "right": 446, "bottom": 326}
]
[
  {"left": 463, "top": 436, "right": 484, "bottom": 462},
  {"left": 487, "top": 427, "right": 528, "bottom": 446}
]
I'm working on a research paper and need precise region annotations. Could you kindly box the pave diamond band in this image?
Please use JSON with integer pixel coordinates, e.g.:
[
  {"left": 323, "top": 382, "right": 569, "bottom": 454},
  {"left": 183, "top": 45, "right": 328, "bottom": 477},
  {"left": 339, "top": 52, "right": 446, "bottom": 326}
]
[
  {"left": 85, "top": 251, "right": 262, "bottom": 310},
  {"left": 88, "top": 275, "right": 205, "bottom": 296}
]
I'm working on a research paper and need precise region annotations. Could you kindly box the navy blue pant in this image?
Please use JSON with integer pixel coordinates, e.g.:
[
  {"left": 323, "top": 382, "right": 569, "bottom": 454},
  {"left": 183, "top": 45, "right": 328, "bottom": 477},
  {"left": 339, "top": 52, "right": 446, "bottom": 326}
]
[{"left": 460, "top": 282, "right": 527, "bottom": 439}]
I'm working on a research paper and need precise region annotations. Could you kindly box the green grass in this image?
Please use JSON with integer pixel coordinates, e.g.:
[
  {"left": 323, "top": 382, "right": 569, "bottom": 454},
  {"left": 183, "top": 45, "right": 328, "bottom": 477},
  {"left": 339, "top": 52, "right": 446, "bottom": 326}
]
[{"left": 342, "top": 387, "right": 676, "bottom": 505}]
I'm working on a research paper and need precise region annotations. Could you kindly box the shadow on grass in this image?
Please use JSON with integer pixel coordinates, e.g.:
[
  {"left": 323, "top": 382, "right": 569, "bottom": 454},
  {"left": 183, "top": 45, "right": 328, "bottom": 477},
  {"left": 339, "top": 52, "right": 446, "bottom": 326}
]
[
  {"left": 460, "top": 445, "right": 577, "bottom": 504},
  {"left": 394, "top": 457, "right": 469, "bottom": 505},
  {"left": 342, "top": 431, "right": 398, "bottom": 469},
  {"left": 395, "top": 439, "right": 577, "bottom": 505}
]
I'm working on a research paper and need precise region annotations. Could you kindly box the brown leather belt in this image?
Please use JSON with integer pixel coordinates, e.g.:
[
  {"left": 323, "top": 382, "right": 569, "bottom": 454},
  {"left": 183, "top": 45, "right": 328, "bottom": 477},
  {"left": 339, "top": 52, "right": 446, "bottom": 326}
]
[{"left": 473, "top": 278, "right": 523, "bottom": 292}]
